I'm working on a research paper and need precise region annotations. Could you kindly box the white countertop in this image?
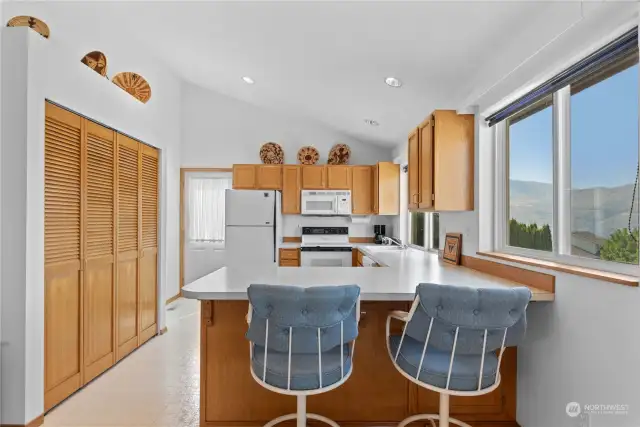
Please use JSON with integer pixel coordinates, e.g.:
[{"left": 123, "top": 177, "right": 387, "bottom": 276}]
[{"left": 182, "top": 246, "right": 554, "bottom": 302}]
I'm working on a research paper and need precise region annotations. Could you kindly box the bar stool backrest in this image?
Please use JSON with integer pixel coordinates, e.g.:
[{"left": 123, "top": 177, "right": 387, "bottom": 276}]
[
  {"left": 247, "top": 284, "right": 360, "bottom": 354},
  {"left": 403, "top": 284, "right": 531, "bottom": 356}
]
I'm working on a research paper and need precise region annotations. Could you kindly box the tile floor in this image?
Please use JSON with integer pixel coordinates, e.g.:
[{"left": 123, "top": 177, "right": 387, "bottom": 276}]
[{"left": 44, "top": 298, "right": 200, "bottom": 427}]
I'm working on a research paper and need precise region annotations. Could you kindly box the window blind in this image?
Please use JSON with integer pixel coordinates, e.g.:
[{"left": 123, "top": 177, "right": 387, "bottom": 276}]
[{"left": 486, "top": 26, "right": 638, "bottom": 127}]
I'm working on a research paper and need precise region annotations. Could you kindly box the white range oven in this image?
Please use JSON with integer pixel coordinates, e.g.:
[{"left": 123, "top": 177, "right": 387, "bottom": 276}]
[
  {"left": 300, "top": 226, "right": 352, "bottom": 267},
  {"left": 301, "top": 190, "right": 351, "bottom": 216}
]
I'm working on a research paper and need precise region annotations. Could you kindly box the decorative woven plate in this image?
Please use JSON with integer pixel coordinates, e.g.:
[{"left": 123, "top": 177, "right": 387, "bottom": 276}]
[
  {"left": 7, "top": 16, "right": 50, "bottom": 38},
  {"left": 327, "top": 144, "right": 351, "bottom": 165},
  {"left": 112, "top": 72, "right": 152, "bottom": 103},
  {"left": 297, "top": 146, "right": 320, "bottom": 165},
  {"left": 259, "top": 142, "right": 284, "bottom": 164},
  {"left": 81, "top": 51, "right": 108, "bottom": 77}
]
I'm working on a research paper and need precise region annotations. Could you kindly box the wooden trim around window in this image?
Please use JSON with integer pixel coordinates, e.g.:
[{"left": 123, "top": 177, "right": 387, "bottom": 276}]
[
  {"left": 477, "top": 251, "right": 639, "bottom": 287},
  {"left": 180, "top": 167, "right": 233, "bottom": 291},
  {"left": 461, "top": 255, "right": 555, "bottom": 296}
]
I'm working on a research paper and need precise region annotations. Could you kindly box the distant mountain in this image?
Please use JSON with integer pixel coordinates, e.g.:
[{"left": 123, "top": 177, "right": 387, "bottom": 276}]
[{"left": 509, "top": 180, "right": 639, "bottom": 239}]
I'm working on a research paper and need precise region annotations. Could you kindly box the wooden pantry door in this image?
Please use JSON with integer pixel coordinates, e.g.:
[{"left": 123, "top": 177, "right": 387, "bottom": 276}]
[
  {"left": 116, "top": 134, "right": 140, "bottom": 360},
  {"left": 139, "top": 144, "right": 158, "bottom": 345},
  {"left": 44, "top": 102, "right": 83, "bottom": 411},
  {"left": 83, "top": 120, "right": 116, "bottom": 384}
]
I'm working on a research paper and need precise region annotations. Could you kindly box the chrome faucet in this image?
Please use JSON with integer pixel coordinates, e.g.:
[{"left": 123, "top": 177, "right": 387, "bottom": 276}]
[{"left": 381, "top": 236, "right": 407, "bottom": 249}]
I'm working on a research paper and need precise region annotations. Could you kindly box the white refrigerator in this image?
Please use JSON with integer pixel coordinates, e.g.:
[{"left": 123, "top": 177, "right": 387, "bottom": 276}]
[{"left": 225, "top": 190, "right": 282, "bottom": 266}]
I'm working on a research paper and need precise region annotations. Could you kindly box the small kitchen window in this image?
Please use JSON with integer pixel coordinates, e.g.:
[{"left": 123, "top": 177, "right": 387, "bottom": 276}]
[
  {"left": 409, "top": 211, "right": 440, "bottom": 251},
  {"left": 186, "top": 173, "right": 232, "bottom": 247}
]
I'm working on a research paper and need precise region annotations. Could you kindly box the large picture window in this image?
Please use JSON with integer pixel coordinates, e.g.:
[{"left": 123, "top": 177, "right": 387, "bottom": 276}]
[
  {"left": 496, "top": 30, "right": 639, "bottom": 271},
  {"left": 506, "top": 97, "right": 554, "bottom": 252},
  {"left": 569, "top": 63, "right": 639, "bottom": 263}
]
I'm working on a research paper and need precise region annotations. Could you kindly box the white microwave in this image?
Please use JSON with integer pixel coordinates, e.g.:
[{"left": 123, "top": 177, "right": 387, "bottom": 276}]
[{"left": 301, "top": 190, "right": 351, "bottom": 215}]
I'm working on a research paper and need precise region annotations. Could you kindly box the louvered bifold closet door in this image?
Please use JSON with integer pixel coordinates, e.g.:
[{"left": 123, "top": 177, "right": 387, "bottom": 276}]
[
  {"left": 83, "top": 121, "right": 116, "bottom": 384},
  {"left": 44, "top": 102, "right": 83, "bottom": 411},
  {"left": 139, "top": 145, "right": 159, "bottom": 345},
  {"left": 117, "top": 134, "right": 140, "bottom": 360}
]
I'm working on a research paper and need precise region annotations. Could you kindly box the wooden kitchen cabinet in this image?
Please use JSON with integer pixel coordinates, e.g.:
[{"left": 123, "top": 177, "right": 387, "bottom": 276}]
[
  {"left": 301, "top": 165, "right": 327, "bottom": 189},
  {"left": 418, "top": 117, "right": 434, "bottom": 209},
  {"left": 281, "top": 165, "right": 301, "bottom": 214},
  {"left": 408, "top": 110, "right": 474, "bottom": 211},
  {"left": 408, "top": 129, "right": 420, "bottom": 210},
  {"left": 351, "top": 166, "right": 373, "bottom": 215},
  {"left": 279, "top": 248, "right": 300, "bottom": 266},
  {"left": 256, "top": 165, "right": 282, "bottom": 190},
  {"left": 326, "top": 165, "right": 352, "bottom": 189},
  {"left": 372, "top": 162, "right": 400, "bottom": 215},
  {"left": 232, "top": 164, "right": 257, "bottom": 189}
]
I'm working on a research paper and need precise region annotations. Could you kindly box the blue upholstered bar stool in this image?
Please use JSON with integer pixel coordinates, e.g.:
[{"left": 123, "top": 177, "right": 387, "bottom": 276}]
[
  {"left": 246, "top": 284, "right": 361, "bottom": 427},
  {"left": 386, "top": 283, "right": 531, "bottom": 427}
]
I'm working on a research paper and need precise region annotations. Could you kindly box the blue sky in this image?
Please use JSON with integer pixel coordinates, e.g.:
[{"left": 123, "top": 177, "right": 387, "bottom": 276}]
[{"left": 509, "top": 64, "right": 639, "bottom": 189}]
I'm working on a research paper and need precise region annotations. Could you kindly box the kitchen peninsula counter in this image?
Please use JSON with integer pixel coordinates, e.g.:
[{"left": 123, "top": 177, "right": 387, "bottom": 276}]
[
  {"left": 183, "top": 248, "right": 553, "bottom": 427},
  {"left": 183, "top": 246, "right": 554, "bottom": 301}
]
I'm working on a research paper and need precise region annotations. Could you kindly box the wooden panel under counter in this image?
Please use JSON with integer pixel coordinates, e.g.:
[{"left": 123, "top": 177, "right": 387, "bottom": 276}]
[{"left": 200, "top": 299, "right": 519, "bottom": 426}]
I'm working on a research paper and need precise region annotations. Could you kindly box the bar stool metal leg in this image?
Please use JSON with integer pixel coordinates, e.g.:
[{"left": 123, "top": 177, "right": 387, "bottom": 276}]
[{"left": 297, "top": 396, "right": 306, "bottom": 427}]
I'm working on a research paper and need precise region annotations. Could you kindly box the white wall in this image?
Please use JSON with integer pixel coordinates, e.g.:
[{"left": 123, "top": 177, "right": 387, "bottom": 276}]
[
  {"left": 180, "top": 81, "right": 395, "bottom": 278},
  {"left": 0, "top": 2, "right": 5, "bottom": 420},
  {"left": 1, "top": 28, "right": 182, "bottom": 424},
  {"left": 431, "top": 8, "right": 640, "bottom": 427},
  {"left": 181, "top": 81, "right": 392, "bottom": 167}
]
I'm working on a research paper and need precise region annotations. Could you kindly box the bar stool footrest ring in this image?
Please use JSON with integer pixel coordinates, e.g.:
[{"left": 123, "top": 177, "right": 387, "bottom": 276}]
[
  {"left": 398, "top": 413, "right": 473, "bottom": 427},
  {"left": 264, "top": 413, "right": 340, "bottom": 427}
]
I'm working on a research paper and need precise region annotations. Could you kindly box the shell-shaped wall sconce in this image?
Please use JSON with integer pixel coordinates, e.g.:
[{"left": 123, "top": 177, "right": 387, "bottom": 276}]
[
  {"left": 81, "top": 51, "right": 108, "bottom": 77},
  {"left": 6, "top": 16, "right": 50, "bottom": 38},
  {"left": 112, "top": 72, "right": 152, "bottom": 103}
]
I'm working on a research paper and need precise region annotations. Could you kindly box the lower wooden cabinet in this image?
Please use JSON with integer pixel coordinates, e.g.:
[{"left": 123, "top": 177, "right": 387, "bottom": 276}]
[
  {"left": 200, "top": 301, "right": 519, "bottom": 425},
  {"left": 279, "top": 248, "right": 300, "bottom": 266}
]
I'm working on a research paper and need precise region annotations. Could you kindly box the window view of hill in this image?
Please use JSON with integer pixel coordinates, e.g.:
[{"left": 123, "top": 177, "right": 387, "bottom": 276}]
[{"left": 509, "top": 179, "right": 639, "bottom": 263}]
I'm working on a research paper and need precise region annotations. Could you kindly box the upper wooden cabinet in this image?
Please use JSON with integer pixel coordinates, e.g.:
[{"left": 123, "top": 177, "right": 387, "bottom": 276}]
[
  {"left": 232, "top": 164, "right": 257, "bottom": 189},
  {"left": 256, "top": 165, "right": 282, "bottom": 189},
  {"left": 301, "top": 165, "right": 327, "bottom": 189},
  {"left": 373, "top": 162, "right": 400, "bottom": 215},
  {"left": 408, "top": 110, "right": 474, "bottom": 211},
  {"left": 326, "top": 165, "right": 352, "bottom": 189},
  {"left": 233, "top": 164, "right": 282, "bottom": 190},
  {"left": 282, "top": 165, "right": 301, "bottom": 214},
  {"left": 351, "top": 166, "right": 373, "bottom": 215},
  {"left": 231, "top": 162, "right": 400, "bottom": 216},
  {"left": 408, "top": 129, "right": 420, "bottom": 210}
]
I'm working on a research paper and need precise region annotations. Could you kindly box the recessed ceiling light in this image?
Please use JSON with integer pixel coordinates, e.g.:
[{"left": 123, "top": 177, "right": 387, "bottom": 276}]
[
  {"left": 364, "top": 119, "right": 379, "bottom": 126},
  {"left": 242, "top": 76, "right": 255, "bottom": 84},
  {"left": 385, "top": 77, "right": 402, "bottom": 88}
]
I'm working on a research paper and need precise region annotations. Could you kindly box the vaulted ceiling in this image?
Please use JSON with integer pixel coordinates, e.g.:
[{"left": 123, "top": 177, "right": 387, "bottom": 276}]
[{"left": 3, "top": 1, "right": 633, "bottom": 147}]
